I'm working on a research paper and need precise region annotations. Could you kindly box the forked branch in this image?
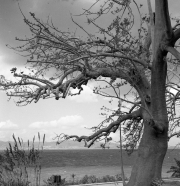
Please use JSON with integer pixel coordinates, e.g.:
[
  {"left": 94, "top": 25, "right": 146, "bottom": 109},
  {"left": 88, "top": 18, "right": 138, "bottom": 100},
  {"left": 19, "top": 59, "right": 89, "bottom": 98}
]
[
  {"left": 55, "top": 109, "right": 142, "bottom": 148},
  {"left": 164, "top": 46, "right": 180, "bottom": 61}
]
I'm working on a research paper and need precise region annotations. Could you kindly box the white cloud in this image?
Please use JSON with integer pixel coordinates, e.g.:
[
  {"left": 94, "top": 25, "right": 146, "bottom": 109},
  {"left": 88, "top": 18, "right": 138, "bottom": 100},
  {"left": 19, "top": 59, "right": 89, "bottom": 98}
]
[
  {"left": 58, "top": 115, "right": 83, "bottom": 125},
  {"left": 25, "top": 115, "right": 85, "bottom": 142},
  {"left": 49, "top": 120, "right": 57, "bottom": 127},
  {"left": 79, "top": 0, "right": 100, "bottom": 4},
  {"left": 0, "top": 120, "right": 18, "bottom": 129},
  {"left": 29, "top": 121, "right": 48, "bottom": 129},
  {"left": 29, "top": 115, "right": 83, "bottom": 129},
  {"left": 68, "top": 85, "right": 98, "bottom": 103}
]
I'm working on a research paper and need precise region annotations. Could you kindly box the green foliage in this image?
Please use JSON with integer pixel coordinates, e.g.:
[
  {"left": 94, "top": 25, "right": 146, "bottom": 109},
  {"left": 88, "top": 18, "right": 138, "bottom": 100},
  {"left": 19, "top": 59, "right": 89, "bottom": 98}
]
[
  {"left": 0, "top": 133, "right": 45, "bottom": 186},
  {"left": 167, "top": 158, "right": 180, "bottom": 178}
]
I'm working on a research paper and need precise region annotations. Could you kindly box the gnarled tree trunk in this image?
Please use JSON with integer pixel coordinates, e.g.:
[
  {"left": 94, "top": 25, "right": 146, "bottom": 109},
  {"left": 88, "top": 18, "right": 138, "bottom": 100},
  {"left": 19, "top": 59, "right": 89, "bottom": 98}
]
[
  {"left": 127, "top": 1, "right": 171, "bottom": 185},
  {"left": 127, "top": 121, "right": 168, "bottom": 186}
]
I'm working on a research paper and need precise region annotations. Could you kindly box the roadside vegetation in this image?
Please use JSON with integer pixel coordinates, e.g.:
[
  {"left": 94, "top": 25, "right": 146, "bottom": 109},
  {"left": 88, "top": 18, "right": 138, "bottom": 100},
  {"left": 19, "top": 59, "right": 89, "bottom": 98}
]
[
  {"left": 1, "top": 134, "right": 180, "bottom": 186},
  {"left": 0, "top": 135, "right": 126, "bottom": 186},
  {"left": 0, "top": 133, "right": 45, "bottom": 186},
  {"left": 167, "top": 158, "right": 180, "bottom": 178},
  {"left": 44, "top": 174, "right": 126, "bottom": 186}
]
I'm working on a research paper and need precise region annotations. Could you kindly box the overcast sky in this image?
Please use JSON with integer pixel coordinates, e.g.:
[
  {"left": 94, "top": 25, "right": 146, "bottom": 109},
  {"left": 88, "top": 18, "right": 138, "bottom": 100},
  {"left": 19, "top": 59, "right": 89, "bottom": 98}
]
[{"left": 0, "top": 0, "right": 180, "bottom": 147}]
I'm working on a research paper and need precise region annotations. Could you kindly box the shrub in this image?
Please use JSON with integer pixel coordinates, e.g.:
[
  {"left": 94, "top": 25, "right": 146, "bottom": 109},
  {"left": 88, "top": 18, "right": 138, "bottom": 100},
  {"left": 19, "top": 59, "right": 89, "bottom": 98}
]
[
  {"left": 167, "top": 158, "right": 180, "bottom": 178},
  {"left": 44, "top": 173, "right": 126, "bottom": 186},
  {"left": 43, "top": 175, "right": 66, "bottom": 186}
]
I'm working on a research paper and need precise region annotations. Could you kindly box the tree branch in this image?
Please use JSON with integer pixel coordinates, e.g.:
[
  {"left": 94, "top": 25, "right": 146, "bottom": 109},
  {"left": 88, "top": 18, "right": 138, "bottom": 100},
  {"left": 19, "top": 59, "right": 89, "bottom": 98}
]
[
  {"left": 147, "top": 0, "right": 154, "bottom": 25},
  {"left": 164, "top": 46, "right": 180, "bottom": 61},
  {"left": 173, "top": 28, "right": 180, "bottom": 44},
  {"left": 147, "top": 0, "right": 155, "bottom": 56},
  {"left": 13, "top": 73, "right": 54, "bottom": 86},
  {"left": 155, "top": 0, "right": 172, "bottom": 38},
  {"left": 168, "top": 131, "right": 180, "bottom": 140},
  {"left": 172, "top": 23, "right": 180, "bottom": 31},
  {"left": 1, "top": 61, "right": 149, "bottom": 105},
  {"left": 28, "top": 52, "right": 151, "bottom": 69},
  {"left": 143, "top": 24, "right": 151, "bottom": 51},
  {"left": 55, "top": 109, "right": 142, "bottom": 148},
  {"left": 111, "top": 0, "right": 125, "bottom": 6}
]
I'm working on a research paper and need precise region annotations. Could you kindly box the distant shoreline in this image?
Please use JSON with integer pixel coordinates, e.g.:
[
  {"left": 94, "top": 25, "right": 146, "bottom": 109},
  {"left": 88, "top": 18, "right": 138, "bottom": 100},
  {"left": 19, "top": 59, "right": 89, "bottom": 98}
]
[
  {"left": 0, "top": 147, "right": 120, "bottom": 151},
  {"left": 0, "top": 147, "right": 177, "bottom": 151}
]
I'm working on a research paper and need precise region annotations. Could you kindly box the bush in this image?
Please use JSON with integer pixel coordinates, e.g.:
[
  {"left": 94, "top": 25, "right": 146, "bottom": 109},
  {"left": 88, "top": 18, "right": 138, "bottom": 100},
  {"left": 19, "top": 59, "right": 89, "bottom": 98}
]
[
  {"left": 167, "top": 158, "right": 180, "bottom": 178},
  {"left": 44, "top": 174, "right": 127, "bottom": 186},
  {"left": 43, "top": 175, "right": 66, "bottom": 186}
]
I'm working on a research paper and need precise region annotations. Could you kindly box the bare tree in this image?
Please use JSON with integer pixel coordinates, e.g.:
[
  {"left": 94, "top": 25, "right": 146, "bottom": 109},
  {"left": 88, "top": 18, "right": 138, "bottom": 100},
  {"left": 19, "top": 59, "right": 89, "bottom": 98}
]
[{"left": 1, "top": 0, "right": 180, "bottom": 185}]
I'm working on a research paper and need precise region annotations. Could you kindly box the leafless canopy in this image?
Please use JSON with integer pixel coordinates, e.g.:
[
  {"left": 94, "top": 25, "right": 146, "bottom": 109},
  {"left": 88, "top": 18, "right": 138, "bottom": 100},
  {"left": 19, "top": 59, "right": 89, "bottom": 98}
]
[{"left": 1, "top": 0, "right": 180, "bottom": 152}]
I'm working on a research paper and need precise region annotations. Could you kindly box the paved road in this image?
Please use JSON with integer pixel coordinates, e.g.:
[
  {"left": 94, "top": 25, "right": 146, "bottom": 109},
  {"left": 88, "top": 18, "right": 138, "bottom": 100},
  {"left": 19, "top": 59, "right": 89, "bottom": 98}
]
[
  {"left": 70, "top": 181, "right": 124, "bottom": 186},
  {"left": 70, "top": 179, "right": 180, "bottom": 186}
]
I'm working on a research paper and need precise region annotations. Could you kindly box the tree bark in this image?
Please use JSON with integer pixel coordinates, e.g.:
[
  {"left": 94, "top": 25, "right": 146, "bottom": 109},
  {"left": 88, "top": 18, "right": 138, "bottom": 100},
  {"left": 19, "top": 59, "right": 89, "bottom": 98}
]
[
  {"left": 127, "top": 121, "right": 168, "bottom": 186},
  {"left": 127, "top": 1, "right": 171, "bottom": 185}
]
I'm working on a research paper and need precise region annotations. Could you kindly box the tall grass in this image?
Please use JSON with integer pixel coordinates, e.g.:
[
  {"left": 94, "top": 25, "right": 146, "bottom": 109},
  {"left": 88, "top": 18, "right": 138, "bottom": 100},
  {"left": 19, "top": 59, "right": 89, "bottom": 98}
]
[{"left": 0, "top": 133, "right": 45, "bottom": 186}]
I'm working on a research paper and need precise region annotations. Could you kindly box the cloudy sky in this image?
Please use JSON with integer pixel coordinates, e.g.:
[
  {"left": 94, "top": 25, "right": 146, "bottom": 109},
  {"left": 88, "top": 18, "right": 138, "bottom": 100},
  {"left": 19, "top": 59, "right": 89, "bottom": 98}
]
[{"left": 0, "top": 0, "right": 180, "bottom": 147}]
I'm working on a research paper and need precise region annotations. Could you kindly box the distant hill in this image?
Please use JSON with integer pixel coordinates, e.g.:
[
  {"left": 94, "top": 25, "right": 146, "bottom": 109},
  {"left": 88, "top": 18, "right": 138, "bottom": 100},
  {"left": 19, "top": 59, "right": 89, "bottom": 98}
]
[
  {"left": 0, "top": 140, "right": 177, "bottom": 151},
  {"left": 0, "top": 141, "right": 9, "bottom": 150},
  {"left": 0, "top": 140, "right": 119, "bottom": 150}
]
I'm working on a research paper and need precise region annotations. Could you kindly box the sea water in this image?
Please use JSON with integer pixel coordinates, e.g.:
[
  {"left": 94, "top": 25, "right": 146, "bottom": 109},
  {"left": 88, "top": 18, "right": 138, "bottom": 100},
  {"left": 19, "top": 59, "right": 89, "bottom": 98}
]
[{"left": 1, "top": 149, "right": 179, "bottom": 185}]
